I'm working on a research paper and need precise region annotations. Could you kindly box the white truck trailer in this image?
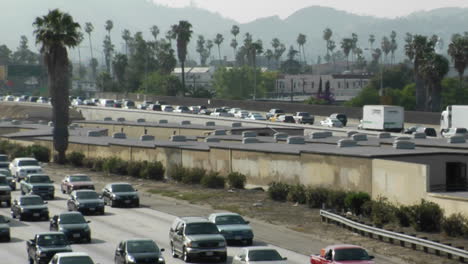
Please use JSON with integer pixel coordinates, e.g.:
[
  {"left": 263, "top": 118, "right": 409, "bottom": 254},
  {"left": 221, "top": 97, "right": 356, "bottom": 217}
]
[
  {"left": 359, "top": 105, "right": 404, "bottom": 132},
  {"left": 440, "top": 105, "right": 468, "bottom": 133}
]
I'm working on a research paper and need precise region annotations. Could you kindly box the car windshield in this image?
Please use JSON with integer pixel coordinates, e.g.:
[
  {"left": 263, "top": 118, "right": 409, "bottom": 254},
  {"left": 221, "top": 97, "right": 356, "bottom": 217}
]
[
  {"left": 456, "top": 128, "right": 467, "bottom": 133},
  {"left": 185, "top": 222, "right": 220, "bottom": 235},
  {"left": 248, "top": 249, "right": 283, "bottom": 261},
  {"left": 37, "top": 234, "right": 69, "bottom": 246},
  {"left": 18, "top": 160, "right": 39, "bottom": 166},
  {"left": 59, "top": 256, "right": 94, "bottom": 264},
  {"left": 334, "top": 248, "right": 371, "bottom": 261},
  {"left": 76, "top": 192, "right": 98, "bottom": 199},
  {"left": 126, "top": 101, "right": 135, "bottom": 106},
  {"left": 0, "top": 155, "right": 8, "bottom": 162},
  {"left": 215, "top": 215, "right": 246, "bottom": 225},
  {"left": 0, "top": 163, "right": 8, "bottom": 168},
  {"left": 30, "top": 176, "right": 51, "bottom": 183},
  {"left": 298, "top": 113, "right": 309, "bottom": 117},
  {"left": 21, "top": 196, "right": 43, "bottom": 205},
  {"left": 112, "top": 184, "right": 134, "bottom": 192},
  {"left": 127, "top": 240, "right": 159, "bottom": 253},
  {"left": 69, "top": 175, "right": 91, "bottom": 182},
  {"left": 179, "top": 106, "right": 189, "bottom": 110},
  {"left": 60, "top": 214, "right": 86, "bottom": 224}
]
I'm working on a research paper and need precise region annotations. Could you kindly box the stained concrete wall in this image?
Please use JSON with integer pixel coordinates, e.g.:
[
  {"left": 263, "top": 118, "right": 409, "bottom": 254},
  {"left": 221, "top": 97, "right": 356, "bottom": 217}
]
[{"left": 426, "top": 193, "right": 468, "bottom": 216}]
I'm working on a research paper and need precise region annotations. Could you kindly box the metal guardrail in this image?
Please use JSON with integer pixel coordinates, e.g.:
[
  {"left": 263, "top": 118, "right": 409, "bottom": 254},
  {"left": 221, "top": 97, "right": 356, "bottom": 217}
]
[{"left": 320, "top": 210, "right": 468, "bottom": 261}]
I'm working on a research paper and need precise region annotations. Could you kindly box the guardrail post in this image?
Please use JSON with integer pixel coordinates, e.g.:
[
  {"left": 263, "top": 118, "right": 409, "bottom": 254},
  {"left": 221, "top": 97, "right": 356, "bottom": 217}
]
[
  {"left": 387, "top": 229, "right": 394, "bottom": 244},
  {"left": 445, "top": 243, "right": 452, "bottom": 259},
  {"left": 410, "top": 234, "right": 417, "bottom": 250},
  {"left": 456, "top": 246, "right": 464, "bottom": 262},
  {"left": 433, "top": 240, "right": 440, "bottom": 256},
  {"left": 421, "top": 237, "right": 428, "bottom": 252}
]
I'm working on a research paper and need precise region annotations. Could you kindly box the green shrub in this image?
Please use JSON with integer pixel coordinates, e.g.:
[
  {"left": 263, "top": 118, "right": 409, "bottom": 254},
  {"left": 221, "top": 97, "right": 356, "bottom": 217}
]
[
  {"left": 344, "top": 192, "right": 371, "bottom": 215},
  {"left": 9, "top": 145, "right": 29, "bottom": 159},
  {"left": 182, "top": 168, "right": 206, "bottom": 184},
  {"left": 327, "top": 190, "right": 348, "bottom": 211},
  {"left": 267, "top": 182, "right": 290, "bottom": 202},
  {"left": 369, "top": 197, "right": 397, "bottom": 227},
  {"left": 227, "top": 172, "right": 247, "bottom": 189},
  {"left": 201, "top": 171, "right": 225, "bottom": 188},
  {"left": 140, "top": 161, "right": 165, "bottom": 181},
  {"left": 67, "top": 152, "right": 85, "bottom": 167},
  {"left": 287, "top": 184, "right": 307, "bottom": 204},
  {"left": 103, "top": 157, "right": 128, "bottom": 175},
  {"left": 82, "top": 157, "right": 94, "bottom": 169},
  {"left": 91, "top": 158, "right": 104, "bottom": 171},
  {"left": 306, "top": 187, "right": 330, "bottom": 208},
  {"left": 28, "top": 145, "right": 50, "bottom": 162},
  {"left": 411, "top": 199, "right": 444, "bottom": 232},
  {"left": 395, "top": 205, "right": 413, "bottom": 227},
  {"left": 170, "top": 165, "right": 187, "bottom": 182},
  {"left": 127, "top": 161, "right": 144, "bottom": 178},
  {"left": 442, "top": 213, "right": 468, "bottom": 237}
]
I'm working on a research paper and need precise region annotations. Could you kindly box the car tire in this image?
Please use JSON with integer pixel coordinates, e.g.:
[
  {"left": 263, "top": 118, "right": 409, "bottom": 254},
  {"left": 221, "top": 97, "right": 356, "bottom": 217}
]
[
  {"left": 20, "top": 189, "right": 25, "bottom": 195},
  {"left": 6, "top": 201, "right": 10, "bottom": 207},
  {"left": 61, "top": 188, "right": 66, "bottom": 194},
  {"left": 183, "top": 247, "right": 191, "bottom": 263},
  {"left": 171, "top": 243, "right": 178, "bottom": 258},
  {"left": 110, "top": 199, "right": 115, "bottom": 208},
  {"left": 28, "top": 256, "right": 34, "bottom": 264}
]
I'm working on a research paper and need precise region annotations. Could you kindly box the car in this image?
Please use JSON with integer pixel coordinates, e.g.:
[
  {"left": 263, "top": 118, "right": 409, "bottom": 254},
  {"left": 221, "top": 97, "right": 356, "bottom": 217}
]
[
  {"left": 229, "top": 108, "right": 242, "bottom": 115},
  {"left": 11, "top": 194, "right": 49, "bottom": 221},
  {"left": 442, "top": 127, "right": 467, "bottom": 138},
  {"left": 49, "top": 212, "right": 91, "bottom": 243},
  {"left": 169, "top": 216, "right": 227, "bottom": 262},
  {"left": 293, "top": 112, "right": 314, "bottom": 124},
  {"left": 49, "top": 252, "right": 95, "bottom": 264},
  {"left": 268, "top": 113, "right": 283, "bottom": 122},
  {"left": 102, "top": 182, "right": 140, "bottom": 207},
  {"left": 232, "top": 247, "right": 287, "bottom": 264},
  {"left": 29, "top": 96, "right": 39, "bottom": 102},
  {"left": 189, "top": 106, "right": 203, "bottom": 114},
  {"left": 404, "top": 126, "right": 420, "bottom": 134},
  {"left": 137, "top": 101, "right": 154, "bottom": 110},
  {"left": 9, "top": 157, "right": 42, "bottom": 181},
  {"left": 123, "top": 100, "right": 136, "bottom": 109},
  {"left": 266, "top": 109, "right": 285, "bottom": 119},
  {"left": 310, "top": 244, "right": 374, "bottom": 264},
  {"left": 67, "top": 190, "right": 105, "bottom": 215},
  {"left": 161, "top": 105, "right": 174, "bottom": 112},
  {"left": 246, "top": 113, "right": 266, "bottom": 121},
  {"left": 114, "top": 239, "right": 165, "bottom": 264},
  {"left": 15, "top": 96, "right": 26, "bottom": 102},
  {"left": 235, "top": 110, "right": 249, "bottom": 119},
  {"left": 208, "top": 212, "right": 254, "bottom": 245},
  {"left": 320, "top": 117, "right": 343, "bottom": 128},
  {"left": 210, "top": 108, "right": 230, "bottom": 117},
  {"left": 71, "top": 98, "right": 83, "bottom": 106},
  {"left": 4, "top": 95, "right": 14, "bottom": 101},
  {"left": 0, "top": 215, "right": 10, "bottom": 242},
  {"left": 174, "top": 105, "right": 191, "bottom": 113},
  {"left": 147, "top": 104, "right": 162, "bottom": 111},
  {"left": 61, "top": 174, "right": 95, "bottom": 194},
  {"left": 0, "top": 154, "right": 8, "bottom": 169},
  {"left": 0, "top": 175, "right": 12, "bottom": 207},
  {"left": 37, "top": 97, "right": 49, "bottom": 104},
  {"left": 330, "top": 113, "right": 348, "bottom": 127},
  {"left": 27, "top": 232, "right": 72, "bottom": 264},
  {"left": 114, "top": 100, "right": 123, "bottom": 108},
  {"left": 277, "top": 115, "right": 295, "bottom": 123},
  {"left": 0, "top": 168, "right": 15, "bottom": 190},
  {"left": 198, "top": 109, "right": 212, "bottom": 115},
  {"left": 20, "top": 174, "right": 55, "bottom": 199},
  {"left": 415, "top": 127, "right": 437, "bottom": 137}
]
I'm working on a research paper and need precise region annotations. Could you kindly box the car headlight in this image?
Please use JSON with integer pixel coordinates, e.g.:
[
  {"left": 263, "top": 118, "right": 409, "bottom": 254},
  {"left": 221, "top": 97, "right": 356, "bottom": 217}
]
[
  {"left": 158, "top": 257, "right": 165, "bottom": 263},
  {"left": 37, "top": 250, "right": 47, "bottom": 257},
  {"left": 186, "top": 241, "right": 198, "bottom": 247},
  {"left": 111, "top": 193, "right": 117, "bottom": 199},
  {"left": 218, "top": 241, "right": 226, "bottom": 247},
  {"left": 126, "top": 255, "right": 136, "bottom": 263}
]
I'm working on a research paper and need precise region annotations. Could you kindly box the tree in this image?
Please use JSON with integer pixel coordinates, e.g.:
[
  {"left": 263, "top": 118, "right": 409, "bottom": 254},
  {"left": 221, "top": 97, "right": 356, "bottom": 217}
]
[
  {"left": 165, "top": 29, "right": 174, "bottom": 45},
  {"left": 323, "top": 28, "right": 333, "bottom": 57},
  {"left": 231, "top": 25, "right": 240, "bottom": 41},
  {"left": 122, "top": 29, "right": 131, "bottom": 56},
  {"left": 381, "top": 36, "right": 392, "bottom": 64},
  {"left": 214, "top": 33, "right": 224, "bottom": 63},
  {"left": 369, "top": 34, "right": 375, "bottom": 50},
  {"left": 0, "top": 45, "right": 12, "bottom": 64},
  {"left": 351, "top": 33, "right": 359, "bottom": 64},
  {"left": 272, "top": 38, "right": 285, "bottom": 69},
  {"left": 150, "top": 25, "right": 160, "bottom": 41},
  {"left": 105, "top": 20, "right": 113, "bottom": 38},
  {"left": 12, "top": 36, "right": 39, "bottom": 65},
  {"left": 341, "top": 38, "right": 353, "bottom": 70},
  {"left": 206, "top": 40, "right": 214, "bottom": 62},
  {"left": 264, "top": 49, "right": 274, "bottom": 69},
  {"left": 141, "top": 71, "right": 182, "bottom": 96},
  {"left": 230, "top": 39, "right": 238, "bottom": 60},
  {"left": 103, "top": 35, "right": 114, "bottom": 75},
  {"left": 196, "top": 35, "right": 209, "bottom": 66},
  {"left": 448, "top": 34, "right": 468, "bottom": 91},
  {"left": 390, "top": 31, "right": 398, "bottom": 64},
  {"left": 171, "top": 20, "right": 193, "bottom": 95},
  {"left": 280, "top": 46, "right": 301, "bottom": 74},
  {"left": 420, "top": 53, "right": 449, "bottom": 111},
  {"left": 84, "top": 22, "right": 94, "bottom": 59},
  {"left": 297, "top": 33, "right": 307, "bottom": 64},
  {"left": 89, "top": 58, "right": 98, "bottom": 80},
  {"left": 33, "top": 9, "right": 81, "bottom": 164},
  {"left": 112, "top": 53, "right": 128, "bottom": 92}
]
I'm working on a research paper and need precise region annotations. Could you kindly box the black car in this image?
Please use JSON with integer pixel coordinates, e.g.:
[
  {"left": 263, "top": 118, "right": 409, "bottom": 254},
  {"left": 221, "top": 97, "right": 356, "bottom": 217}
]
[
  {"left": 330, "top": 113, "right": 348, "bottom": 127},
  {"left": 49, "top": 212, "right": 91, "bottom": 243},
  {"left": 67, "top": 190, "right": 105, "bottom": 215},
  {"left": 102, "top": 182, "right": 139, "bottom": 208},
  {"left": 29, "top": 96, "right": 39, "bottom": 102},
  {"left": 415, "top": 127, "right": 437, "bottom": 137},
  {"left": 115, "top": 239, "right": 165, "bottom": 264},
  {"left": 148, "top": 104, "right": 162, "bottom": 111},
  {"left": 11, "top": 195, "right": 49, "bottom": 221},
  {"left": 0, "top": 215, "right": 10, "bottom": 242}
]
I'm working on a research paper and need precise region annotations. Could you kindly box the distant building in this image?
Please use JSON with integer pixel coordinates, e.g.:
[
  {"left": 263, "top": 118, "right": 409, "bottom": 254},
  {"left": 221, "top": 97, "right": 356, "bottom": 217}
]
[
  {"left": 173, "top": 66, "right": 215, "bottom": 91},
  {"left": 275, "top": 73, "right": 373, "bottom": 102},
  {"left": 72, "top": 80, "right": 97, "bottom": 96}
]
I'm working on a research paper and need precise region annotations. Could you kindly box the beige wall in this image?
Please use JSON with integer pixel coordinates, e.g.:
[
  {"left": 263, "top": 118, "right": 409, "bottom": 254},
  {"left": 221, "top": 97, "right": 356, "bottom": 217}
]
[{"left": 426, "top": 193, "right": 468, "bottom": 216}]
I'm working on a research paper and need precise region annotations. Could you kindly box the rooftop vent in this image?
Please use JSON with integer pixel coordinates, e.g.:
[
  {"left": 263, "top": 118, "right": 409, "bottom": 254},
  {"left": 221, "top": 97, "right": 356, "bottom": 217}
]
[
  {"left": 48, "top": 121, "right": 54, "bottom": 127},
  {"left": 181, "top": 120, "right": 191, "bottom": 125},
  {"left": 205, "top": 137, "right": 220, "bottom": 143},
  {"left": 310, "top": 132, "right": 328, "bottom": 139},
  {"left": 104, "top": 117, "right": 112, "bottom": 121},
  {"left": 232, "top": 122, "right": 242, "bottom": 128},
  {"left": 112, "top": 132, "right": 127, "bottom": 139},
  {"left": 205, "top": 121, "right": 216, "bottom": 126},
  {"left": 11, "top": 120, "right": 22, "bottom": 125},
  {"left": 137, "top": 118, "right": 146, "bottom": 123},
  {"left": 242, "top": 137, "right": 258, "bottom": 144},
  {"left": 287, "top": 136, "right": 305, "bottom": 144},
  {"left": 213, "top": 130, "right": 227, "bottom": 136},
  {"left": 242, "top": 131, "right": 257, "bottom": 138},
  {"left": 352, "top": 133, "right": 368, "bottom": 141},
  {"left": 413, "top": 132, "right": 426, "bottom": 139},
  {"left": 159, "top": 120, "right": 168, "bottom": 124},
  {"left": 117, "top": 117, "right": 126, "bottom": 122},
  {"left": 140, "top": 135, "right": 155, "bottom": 141},
  {"left": 274, "top": 132, "right": 288, "bottom": 140},
  {"left": 87, "top": 131, "right": 101, "bottom": 137},
  {"left": 393, "top": 140, "right": 415, "bottom": 150},
  {"left": 171, "top": 135, "right": 186, "bottom": 142},
  {"left": 447, "top": 135, "right": 466, "bottom": 144},
  {"left": 347, "top": 131, "right": 359, "bottom": 137},
  {"left": 337, "top": 139, "right": 357, "bottom": 148},
  {"left": 395, "top": 136, "right": 411, "bottom": 141},
  {"left": 378, "top": 132, "right": 391, "bottom": 139}
]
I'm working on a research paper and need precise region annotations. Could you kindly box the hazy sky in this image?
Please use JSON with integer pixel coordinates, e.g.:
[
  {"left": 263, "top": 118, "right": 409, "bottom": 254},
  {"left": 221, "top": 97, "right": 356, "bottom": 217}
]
[{"left": 152, "top": 0, "right": 468, "bottom": 23}]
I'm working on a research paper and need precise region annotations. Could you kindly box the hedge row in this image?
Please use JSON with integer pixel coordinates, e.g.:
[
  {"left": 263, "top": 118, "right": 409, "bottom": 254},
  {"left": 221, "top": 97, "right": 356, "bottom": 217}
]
[
  {"left": 267, "top": 181, "right": 468, "bottom": 237},
  {"left": 0, "top": 140, "right": 50, "bottom": 162},
  {"left": 170, "top": 165, "right": 246, "bottom": 189}
]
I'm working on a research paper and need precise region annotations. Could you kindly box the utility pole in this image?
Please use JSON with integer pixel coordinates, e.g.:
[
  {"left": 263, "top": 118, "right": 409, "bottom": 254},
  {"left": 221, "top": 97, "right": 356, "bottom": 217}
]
[{"left": 290, "top": 77, "right": 294, "bottom": 103}]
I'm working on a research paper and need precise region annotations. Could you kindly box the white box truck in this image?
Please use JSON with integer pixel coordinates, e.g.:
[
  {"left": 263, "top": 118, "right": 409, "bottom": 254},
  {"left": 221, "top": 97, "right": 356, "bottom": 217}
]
[
  {"left": 440, "top": 105, "right": 468, "bottom": 133},
  {"left": 359, "top": 105, "right": 404, "bottom": 132}
]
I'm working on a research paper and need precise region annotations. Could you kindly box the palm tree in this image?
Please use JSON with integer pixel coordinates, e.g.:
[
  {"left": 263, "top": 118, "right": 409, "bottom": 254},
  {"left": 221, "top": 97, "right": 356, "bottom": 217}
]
[
  {"left": 323, "top": 28, "right": 332, "bottom": 57},
  {"left": 390, "top": 31, "right": 398, "bottom": 64},
  {"left": 33, "top": 9, "right": 81, "bottom": 164},
  {"left": 340, "top": 38, "right": 353, "bottom": 70},
  {"left": 84, "top": 22, "right": 94, "bottom": 59},
  {"left": 122, "top": 29, "right": 131, "bottom": 56},
  {"left": 196, "top": 35, "right": 208, "bottom": 66},
  {"left": 420, "top": 53, "right": 449, "bottom": 111},
  {"left": 265, "top": 49, "right": 274, "bottom": 69},
  {"left": 150, "top": 25, "right": 160, "bottom": 41},
  {"left": 369, "top": 34, "right": 375, "bottom": 51},
  {"left": 351, "top": 33, "right": 358, "bottom": 64},
  {"left": 105, "top": 20, "right": 113, "bottom": 39},
  {"left": 165, "top": 29, "right": 174, "bottom": 45},
  {"left": 381, "top": 36, "right": 391, "bottom": 64},
  {"left": 171, "top": 20, "right": 193, "bottom": 95},
  {"left": 448, "top": 34, "right": 468, "bottom": 90},
  {"left": 206, "top": 40, "right": 214, "bottom": 61},
  {"left": 231, "top": 25, "right": 240, "bottom": 41},
  {"left": 214, "top": 33, "right": 224, "bottom": 63},
  {"left": 296, "top": 33, "right": 307, "bottom": 64},
  {"left": 230, "top": 39, "right": 238, "bottom": 59},
  {"left": 251, "top": 39, "right": 263, "bottom": 100}
]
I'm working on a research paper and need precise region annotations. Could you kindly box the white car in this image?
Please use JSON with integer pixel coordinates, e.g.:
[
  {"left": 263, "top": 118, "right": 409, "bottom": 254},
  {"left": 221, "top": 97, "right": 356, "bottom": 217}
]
[
  {"left": 4, "top": 95, "right": 14, "bottom": 101},
  {"left": 14, "top": 97, "right": 25, "bottom": 102},
  {"left": 229, "top": 108, "right": 241, "bottom": 115},
  {"left": 320, "top": 117, "right": 343, "bottom": 128},
  {"left": 48, "top": 252, "right": 95, "bottom": 264},
  {"left": 246, "top": 113, "right": 266, "bottom": 121},
  {"left": 137, "top": 101, "right": 153, "bottom": 110},
  {"left": 174, "top": 105, "right": 191, "bottom": 113},
  {"left": 37, "top": 97, "right": 48, "bottom": 104},
  {"left": 189, "top": 105, "right": 201, "bottom": 114},
  {"left": 123, "top": 100, "right": 136, "bottom": 109},
  {"left": 9, "top": 157, "right": 42, "bottom": 181},
  {"left": 442, "top": 127, "right": 467, "bottom": 138},
  {"left": 235, "top": 110, "right": 249, "bottom": 119},
  {"left": 211, "top": 108, "right": 234, "bottom": 117},
  {"left": 161, "top": 105, "right": 174, "bottom": 112},
  {"left": 233, "top": 247, "right": 287, "bottom": 264},
  {"left": 71, "top": 99, "right": 83, "bottom": 106}
]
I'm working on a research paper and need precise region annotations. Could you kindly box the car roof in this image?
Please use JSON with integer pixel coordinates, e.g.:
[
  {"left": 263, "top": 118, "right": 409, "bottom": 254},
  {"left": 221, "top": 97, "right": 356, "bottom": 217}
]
[
  {"left": 109, "top": 182, "right": 131, "bottom": 186},
  {"left": 55, "top": 252, "right": 90, "bottom": 257},
  {"left": 28, "top": 173, "right": 49, "bottom": 177},
  {"left": 210, "top": 212, "right": 241, "bottom": 217},
  {"left": 326, "top": 244, "right": 364, "bottom": 250},
  {"left": 36, "top": 231, "right": 65, "bottom": 236},
  {"left": 124, "top": 238, "right": 155, "bottom": 243},
  {"left": 14, "top": 157, "right": 37, "bottom": 161},
  {"left": 19, "top": 194, "right": 42, "bottom": 199},
  {"left": 179, "top": 216, "right": 210, "bottom": 223},
  {"left": 244, "top": 246, "right": 279, "bottom": 252},
  {"left": 58, "top": 211, "right": 83, "bottom": 217}
]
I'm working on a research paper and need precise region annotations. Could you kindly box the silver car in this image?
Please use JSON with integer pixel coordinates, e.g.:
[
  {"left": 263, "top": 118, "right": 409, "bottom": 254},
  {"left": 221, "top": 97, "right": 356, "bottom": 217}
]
[
  {"left": 233, "top": 247, "right": 287, "bottom": 264},
  {"left": 208, "top": 212, "right": 253, "bottom": 245}
]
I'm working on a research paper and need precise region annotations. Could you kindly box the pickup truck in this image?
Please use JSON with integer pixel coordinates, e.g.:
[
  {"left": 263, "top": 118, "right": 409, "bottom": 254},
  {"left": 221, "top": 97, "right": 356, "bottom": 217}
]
[
  {"left": 26, "top": 232, "right": 72, "bottom": 264},
  {"left": 20, "top": 174, "right": 55, "bottom": 199},
  {"left": 293, "top": 112, "right": 314, "bottom": 124},
  {"left": 0, "top": 175, "right": 12, "bottom": 207},
  {"left": 9, "top": 157, "right": 42, "bottom": 181},
  {"left": 310, "top": 244, "right": 374, "bottom": 264}
]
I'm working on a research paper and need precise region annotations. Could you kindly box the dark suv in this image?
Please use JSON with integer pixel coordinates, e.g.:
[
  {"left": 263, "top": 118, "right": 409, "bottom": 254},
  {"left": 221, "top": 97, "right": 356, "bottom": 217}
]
[
  {"left": 102, "top": 182, "right": 139, "bottom": 208},
  {"left": 169, "top": 216, "right": 227, "bottom": 262}
]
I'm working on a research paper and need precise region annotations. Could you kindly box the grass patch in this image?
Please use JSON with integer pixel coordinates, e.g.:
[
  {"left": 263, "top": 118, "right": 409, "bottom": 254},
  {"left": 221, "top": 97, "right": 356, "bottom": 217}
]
[
  {"left": 213, "top": 204, "right": 243, "bottom": 215},
  {"left": 147, "top": 189, "right": 216, "bottom": 203},
  {"left": 147, "top": 189, "right": 180, "bottom": 198}
]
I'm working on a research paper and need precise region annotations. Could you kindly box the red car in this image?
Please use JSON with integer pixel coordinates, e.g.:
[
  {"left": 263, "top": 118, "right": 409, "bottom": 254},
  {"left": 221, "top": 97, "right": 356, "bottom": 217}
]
[
  {"left": 61, "top": 174, "right": 95, "bottom": 194},
  {"left": 310, "top": 244, "right": 374, "bottom": 264}
]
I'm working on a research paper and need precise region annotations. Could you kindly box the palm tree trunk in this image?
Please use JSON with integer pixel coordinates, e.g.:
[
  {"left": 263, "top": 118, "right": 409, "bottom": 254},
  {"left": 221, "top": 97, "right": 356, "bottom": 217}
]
[
  {"left": 217, "top": 45, "right": 222, "bottom": 65},
  {"left": 415, "top": 65, "right": 426, "bottom": 111},
  {"left": 432, "top": 81, "right": 442, "bottom": 112},
  {"left": 88, "top": 34, "right": 93, "bottom": 59},
  {"left": 181, "top": 61, "right": 186, "bottom": 96}
]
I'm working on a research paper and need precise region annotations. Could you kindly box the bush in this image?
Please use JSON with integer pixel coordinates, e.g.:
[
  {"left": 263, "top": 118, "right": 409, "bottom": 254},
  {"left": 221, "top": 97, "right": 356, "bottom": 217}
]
[
  {"left": 306, "top": 187, "right": 330, "bottom": 208},
  {"left": 267, "top": 182, "right": 290, "bottom": 202},
  {"left": 201, "top": 171, "right": 225, "bottom": 188},
  {"left": 170, "top": 165, "right": 187, "bottom": 182},
  {"left": 411, "top": 199, "right": 444, "bottom": 232},
  {"left": 182, "top": 168, "right": 206, "bottom": 184},
  {"left": 67, "top": 152, "right": 85, "bottom": 167},
  {"left": 369, "top": 197, "right": 397, "bottom": 227},
  {"left": 140, "top": 161, "right": 165, "bottom": 181},
  {"left": 327, "top": 190, "right": 348, "bottom": 211},
  {"left": 344, "top": 192, "right": 371, "bottom": 215},
  {"left": 92, "top": 158, "right": 104, "bottom": 171},
  {"left": 442, "top": 213, "right": 468, "bottom": 237},
  {"left": 287, "top": 184, "right": 307, "bottom": 204},
  {"left": 395, "top": 205, "right": 413, "bottom": 227},
  {"left": 103, "top": 157, "right": 128, "bottom": 175},
  {"left": 227, "top": 172, "right": 247, "bottom": 189},
  {"left": 9, "top": 145, "right": 29, "bottom": 159},
  {"left": 127, "top": 161, "right": 144, "bottom": 178},
  {"left": 28, "top": 145, "right": 50, "bottom": 162}
]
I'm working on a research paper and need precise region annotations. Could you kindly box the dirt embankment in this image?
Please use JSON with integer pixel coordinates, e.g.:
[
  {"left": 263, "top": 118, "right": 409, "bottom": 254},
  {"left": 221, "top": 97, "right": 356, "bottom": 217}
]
[{"left": 0, "top": 102, "right": 83, "bottom": 121}]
